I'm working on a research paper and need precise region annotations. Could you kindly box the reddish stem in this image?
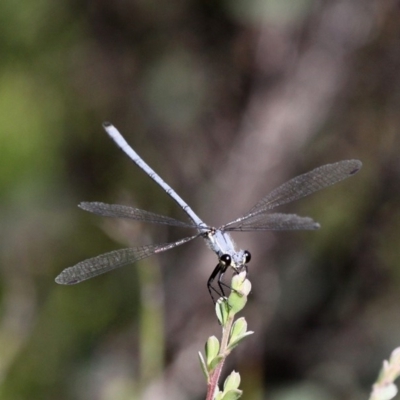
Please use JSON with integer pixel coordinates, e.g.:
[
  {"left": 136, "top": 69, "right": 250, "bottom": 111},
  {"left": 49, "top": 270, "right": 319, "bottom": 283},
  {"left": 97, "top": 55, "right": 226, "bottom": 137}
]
[{"left": 205, "top": 316, "right": 234, "bottom": 400}]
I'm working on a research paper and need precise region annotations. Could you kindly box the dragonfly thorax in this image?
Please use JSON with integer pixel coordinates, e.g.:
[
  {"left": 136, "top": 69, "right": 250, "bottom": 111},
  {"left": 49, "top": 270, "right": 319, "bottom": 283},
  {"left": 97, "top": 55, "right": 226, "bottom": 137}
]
[{"left": 204, "top": 229, "right": 250, "bottom": 272}]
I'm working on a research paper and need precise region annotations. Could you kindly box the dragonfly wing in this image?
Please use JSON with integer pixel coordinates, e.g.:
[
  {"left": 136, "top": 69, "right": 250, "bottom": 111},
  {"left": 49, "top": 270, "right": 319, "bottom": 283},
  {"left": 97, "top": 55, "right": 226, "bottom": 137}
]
[
  {"left": 224, "top": 213, "right": 320, "bottom": 231},
  {"left": 55, "top": 234, "right": 199, "bottom": 285},
  {"left": 79, "top": 202, "right": 196, "bottom": 228},
  {"left": 223, "top": 159, "right": 361, "bottom": 229}
]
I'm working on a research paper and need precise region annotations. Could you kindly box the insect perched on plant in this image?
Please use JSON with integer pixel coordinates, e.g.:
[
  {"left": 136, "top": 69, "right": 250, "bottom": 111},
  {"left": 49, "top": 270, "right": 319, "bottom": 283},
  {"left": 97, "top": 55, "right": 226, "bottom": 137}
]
[{"left": 56, "top": 123, "right": 362, "bottom": 301}]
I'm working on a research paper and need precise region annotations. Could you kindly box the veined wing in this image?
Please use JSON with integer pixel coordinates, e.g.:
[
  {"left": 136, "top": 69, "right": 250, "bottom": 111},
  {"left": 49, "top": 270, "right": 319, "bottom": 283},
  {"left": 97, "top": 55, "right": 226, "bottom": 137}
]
[
  {"left": 79, "top": 202, "right": 197, "bottom": 228},
  {"left": 223, "top": 213, "right": 320, "bottom": 231},
  {"left": 55, "top": 234, "right": 199, "bottom": 285},
  {"left": 222, "top": 160, "right": 362, "bottom": 229}
]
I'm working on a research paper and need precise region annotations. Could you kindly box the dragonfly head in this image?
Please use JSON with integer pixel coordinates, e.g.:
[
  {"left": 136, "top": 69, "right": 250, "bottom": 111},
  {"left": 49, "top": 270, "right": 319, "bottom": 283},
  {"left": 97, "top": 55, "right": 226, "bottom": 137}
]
[{"left": 220, "top": 249, "right": 251, "bottom": 273}]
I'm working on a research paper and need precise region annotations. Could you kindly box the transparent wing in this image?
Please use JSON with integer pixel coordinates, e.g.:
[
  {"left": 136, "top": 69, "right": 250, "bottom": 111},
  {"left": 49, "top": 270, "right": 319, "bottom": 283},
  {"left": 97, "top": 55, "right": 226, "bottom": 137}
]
[
  {"left": 222, "top": 159, "right": 362, "bottom": 229},
  {"left": 224, "top": 213, "right": 320, "bottom": 231},
  {"left": 79, "top": 202, "right": 197, "bottom": 228},
  {"left": 55, "top": 234, "right": 199, "bottom": 285}
]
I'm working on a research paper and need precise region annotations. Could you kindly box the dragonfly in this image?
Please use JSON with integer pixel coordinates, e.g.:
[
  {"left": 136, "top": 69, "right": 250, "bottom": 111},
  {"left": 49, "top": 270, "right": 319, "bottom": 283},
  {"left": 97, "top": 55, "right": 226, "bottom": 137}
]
[{"left": 56, "top": 122, "right": 362, "bottom": 301}]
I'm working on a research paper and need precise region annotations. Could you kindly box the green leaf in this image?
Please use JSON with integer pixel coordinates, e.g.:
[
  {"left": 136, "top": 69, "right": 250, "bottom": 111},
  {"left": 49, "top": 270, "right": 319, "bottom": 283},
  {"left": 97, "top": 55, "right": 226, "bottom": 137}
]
[
  {"left": 227, "top": 274, "right": 251, "bottom": 314},
  {"left": 208, "top": 354, "right": 225, "bottom": 372},
  {"left": 215, "top": 390, "right": 224, "bottom": 400},
  {"left": 223, "top": 371, "right": 241, "bottom": 391},
  {"left": 198, "top": 351, "right": 209, "bottom": 380},
  {"left": 227, "top": 291, "right": 248, "bottom": 314},
  {"left": 231, "top": 272, "right": 251, "bottom": 295},
  {"left": 227, "top": 331, "right": 254, "bottom": 351},
  {"left": 230, "top": 318, "right": 247, "bottom": 341},
  {"left": 241, "top": 279, "right": 251, "bottom": 295},
  {"left": 206, "top": 336, "right": 220, "bottom": 366},
  {"left": 220, "top": 389, "right": 243, "bottom": 400},
  {"left": 372, "top": 384, "right": 398, "bottom": 400},
  {"left": 216, "top": 297, "right": 229, "bottom": 325}
]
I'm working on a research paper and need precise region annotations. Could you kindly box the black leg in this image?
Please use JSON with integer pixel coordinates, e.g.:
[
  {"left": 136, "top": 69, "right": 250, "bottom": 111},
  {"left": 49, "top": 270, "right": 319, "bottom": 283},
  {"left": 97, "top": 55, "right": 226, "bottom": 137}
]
[
  {"left": 207, "top": 263, "right": 234, "bottom": 303},
  {"left": 217, "top": 270, "right": 230, "bottom": 298},
  {"left": 207, "top": 264, "right": 223, "bottom": 303}
]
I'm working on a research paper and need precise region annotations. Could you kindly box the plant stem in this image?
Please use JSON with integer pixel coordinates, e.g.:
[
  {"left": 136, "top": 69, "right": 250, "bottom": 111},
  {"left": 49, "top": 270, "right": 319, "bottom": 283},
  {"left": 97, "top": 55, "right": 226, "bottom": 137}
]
[{"left": 205, "top": 313, "right": 235, "bottom": 400}]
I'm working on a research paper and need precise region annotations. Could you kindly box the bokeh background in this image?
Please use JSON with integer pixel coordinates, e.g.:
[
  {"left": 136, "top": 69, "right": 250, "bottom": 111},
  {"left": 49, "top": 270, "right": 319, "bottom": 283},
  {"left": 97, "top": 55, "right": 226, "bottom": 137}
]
[{"left": 1, "top": 0, "right": 400, "bottom": 399}]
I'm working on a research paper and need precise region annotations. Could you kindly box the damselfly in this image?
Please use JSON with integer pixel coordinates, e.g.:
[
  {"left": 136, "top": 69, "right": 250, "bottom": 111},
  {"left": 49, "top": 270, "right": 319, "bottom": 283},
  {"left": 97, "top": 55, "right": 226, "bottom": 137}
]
[{"left": 56, "top": 123, "right": 362, "bottom": 301}]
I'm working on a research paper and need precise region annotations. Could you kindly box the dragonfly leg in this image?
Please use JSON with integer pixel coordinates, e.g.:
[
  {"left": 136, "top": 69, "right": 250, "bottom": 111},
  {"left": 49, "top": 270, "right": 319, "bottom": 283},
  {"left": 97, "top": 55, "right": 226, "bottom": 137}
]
[
  {"left": 218, "top": 270, "right": 234, "bottom": 298},
  {"left": 207, "top": 264, "right": 223, "bottom": 303},
  {"left": 207, "top": 263, "right": 232, "bottom": 303}
]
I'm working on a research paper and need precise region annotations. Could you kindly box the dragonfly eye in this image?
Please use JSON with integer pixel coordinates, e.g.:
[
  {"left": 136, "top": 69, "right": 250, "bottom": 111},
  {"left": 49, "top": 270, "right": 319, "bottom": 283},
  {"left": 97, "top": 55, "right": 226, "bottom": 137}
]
[
  {"left": 244, "top": 250, "right": 251, "bottom": 263},
  {"left": 220, "top": 254, "right": 231, "bottom": 266}
]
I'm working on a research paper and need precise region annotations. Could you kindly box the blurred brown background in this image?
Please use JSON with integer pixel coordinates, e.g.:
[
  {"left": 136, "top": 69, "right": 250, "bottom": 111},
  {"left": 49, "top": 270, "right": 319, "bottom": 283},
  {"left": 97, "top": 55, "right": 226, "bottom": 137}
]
[{"left": 0, "top": 0, "right": 399, "bottom": 399}]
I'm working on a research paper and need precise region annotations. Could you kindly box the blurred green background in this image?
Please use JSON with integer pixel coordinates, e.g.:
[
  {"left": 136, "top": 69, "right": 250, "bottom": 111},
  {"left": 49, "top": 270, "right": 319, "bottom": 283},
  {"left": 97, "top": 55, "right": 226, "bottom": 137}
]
[{"left": 0, "top": 1, "right": 399, "bottom": 399}]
